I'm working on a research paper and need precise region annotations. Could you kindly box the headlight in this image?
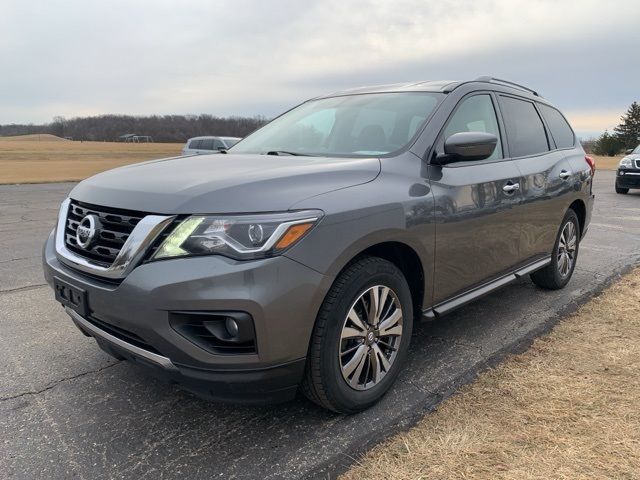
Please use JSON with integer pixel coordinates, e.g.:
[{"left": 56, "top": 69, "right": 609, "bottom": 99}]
[
  {"left": 619, "top": 157, "right": 633, "bottom": 168},
  {"left": 151, "top": 210, "right": 322, "bottom": 261}
]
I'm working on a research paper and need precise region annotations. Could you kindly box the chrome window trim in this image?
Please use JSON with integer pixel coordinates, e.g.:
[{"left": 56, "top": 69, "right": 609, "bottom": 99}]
[{"left": 55, "top": 198, "right": 176, "bottom": 279}]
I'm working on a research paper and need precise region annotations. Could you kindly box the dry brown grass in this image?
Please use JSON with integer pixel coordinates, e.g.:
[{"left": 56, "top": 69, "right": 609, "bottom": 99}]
[
  {"left": 590, "top": 154, "right": 623, "bottom": 171},
  {"left": 342, "top": 268, "right": 640, "bottom": 480},
  {"left": 0, "top": 136, "right": 182, "bottom": 184},
  {"left": 0, "top": 133, "right": 623, "bottom": 184}
]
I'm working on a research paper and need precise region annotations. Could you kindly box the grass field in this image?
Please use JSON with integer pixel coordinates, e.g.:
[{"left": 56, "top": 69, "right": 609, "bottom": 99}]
[
  {"left": 590, "top": 154, "right": 623, "bottom": 171},
  {"left": 343, "top": 267, "right": 640, "bottom": 480},
  {"left": 0, "top": 135, "right": 182, "bottom": 184},
  {"left": 0, "top": 135, "right": 624, "bottom": 184}
]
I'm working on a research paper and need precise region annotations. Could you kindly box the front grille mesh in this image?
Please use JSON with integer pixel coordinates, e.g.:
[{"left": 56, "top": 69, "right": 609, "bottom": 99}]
[{"left": 65, "top": 201, "right": 145, "bottom": 267}]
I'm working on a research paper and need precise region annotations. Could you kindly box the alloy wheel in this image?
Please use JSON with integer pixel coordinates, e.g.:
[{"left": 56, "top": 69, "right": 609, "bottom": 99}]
[
  {"left": 338, "top": 285, "right": 403, "bottom": 391},
  {"left": 557, "top": 220, "right": 577, "bottom": 277}
]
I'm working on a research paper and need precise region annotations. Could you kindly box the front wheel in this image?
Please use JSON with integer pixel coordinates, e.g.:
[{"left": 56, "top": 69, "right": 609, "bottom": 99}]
[
  {"left": 301, "top": 256, "right": 413, "bottom": 413},
  {"left": 616, "top": 186, "right": 629, "bottom": 194},
  {"left": 530, "top": 209, "right": 580, "bottom": 290}
]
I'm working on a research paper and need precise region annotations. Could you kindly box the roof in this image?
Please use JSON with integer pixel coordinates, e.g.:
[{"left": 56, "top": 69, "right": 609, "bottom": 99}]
[
  {"left": 317, "top": 77, "right": 543, "bottom": 100},
  {"left": 317, "top": 80, "right": 461, "bottom": 98},
  {"left": 187, "top": 136, "right": 224, "bottom": 141},
  {"left": 187, "top": 136, "right": 241, "bottom": 141}
]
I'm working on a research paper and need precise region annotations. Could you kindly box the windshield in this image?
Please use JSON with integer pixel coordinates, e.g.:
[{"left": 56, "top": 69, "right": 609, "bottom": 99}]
[
  {"left": 229, "top": 92, "right": 443, "bottom": 157},
  {"left": 633, "top": 145, "right": 640, "bottom": 154}
]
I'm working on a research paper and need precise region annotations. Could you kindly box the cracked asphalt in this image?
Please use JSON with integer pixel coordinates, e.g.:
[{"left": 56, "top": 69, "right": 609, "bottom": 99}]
[{"left": 1, "top": 171, "right": 639, "bottom": 479}]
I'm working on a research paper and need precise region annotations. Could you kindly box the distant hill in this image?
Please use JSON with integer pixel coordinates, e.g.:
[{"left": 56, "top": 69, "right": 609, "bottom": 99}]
[{"left": 0, "top": 134, "right": 68, "bottom": 142}]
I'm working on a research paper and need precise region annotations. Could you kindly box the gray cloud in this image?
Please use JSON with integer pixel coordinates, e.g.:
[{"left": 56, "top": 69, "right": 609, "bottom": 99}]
[{"left": 0, "top": 0, "right": 638, "bottom": 138}]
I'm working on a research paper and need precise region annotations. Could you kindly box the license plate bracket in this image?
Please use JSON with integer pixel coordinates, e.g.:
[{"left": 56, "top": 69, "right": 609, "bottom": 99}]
[{"left": 53, "top": 276, "right": 88, "bottom": 317}]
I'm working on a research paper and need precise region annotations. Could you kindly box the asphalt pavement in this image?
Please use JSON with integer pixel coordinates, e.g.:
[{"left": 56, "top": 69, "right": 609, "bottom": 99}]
[{"left": 1, "top": 171, "right": 639, "bottom": 479}]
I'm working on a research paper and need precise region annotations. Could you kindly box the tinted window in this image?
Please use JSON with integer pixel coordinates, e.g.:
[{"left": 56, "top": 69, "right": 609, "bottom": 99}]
[
  {"left": 189, "top": 139, "right": 202, "bottom": 149},
  {"left": 213, "top": 139, "right": 225, "bottom": 149},
  {"left": 199, "top": 139, "right": 214, "bottom": 150},
  {"left": 443, "top": 94, "right": 503, "bottom": 160},
  {"left": 538, "top": 104, "right": 575, "bottom": 149},
  {"left": 229, "top": 92, "right": 443, "bottom": 157},
  {"left": 500, "top": 96, "right": 549, "bottom": 157}
]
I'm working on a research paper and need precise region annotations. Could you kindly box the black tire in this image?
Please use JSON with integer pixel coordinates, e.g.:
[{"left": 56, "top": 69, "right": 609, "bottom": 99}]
[
  {"left": 530, "top": 209, "right": 580, "bottom": 290},
  {"left": 301, "top": 256, "right": 413, "bottom": 413},
  {"left": 616, "top": 186, "right": 629, "bottom": 194}
]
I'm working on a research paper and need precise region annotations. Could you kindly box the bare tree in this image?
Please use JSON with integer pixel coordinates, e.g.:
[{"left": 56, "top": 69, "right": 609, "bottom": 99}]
[{"left": 1, "top": 114, "right": 269, "bottom": 142}]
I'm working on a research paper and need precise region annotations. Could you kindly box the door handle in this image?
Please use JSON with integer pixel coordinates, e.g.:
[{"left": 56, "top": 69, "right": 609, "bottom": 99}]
[
  {"left": 559, "top": 170, "right": 571, "bottom": 180},
  {"left": 502, "top": 182, "right": 520, "bottom": 193}
]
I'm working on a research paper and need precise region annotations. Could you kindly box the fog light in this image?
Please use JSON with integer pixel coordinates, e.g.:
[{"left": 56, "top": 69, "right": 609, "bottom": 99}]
[
  {"left": 225, "top": 317, "right": 239, "bottom": 337},
  {"left": 169, "top": 311, "right": 256, "bottom": 354}
]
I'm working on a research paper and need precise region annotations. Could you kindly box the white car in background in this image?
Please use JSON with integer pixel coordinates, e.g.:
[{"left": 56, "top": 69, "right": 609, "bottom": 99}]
[{"left": 182, "top": 136, "right": 242, "bottom": 155}]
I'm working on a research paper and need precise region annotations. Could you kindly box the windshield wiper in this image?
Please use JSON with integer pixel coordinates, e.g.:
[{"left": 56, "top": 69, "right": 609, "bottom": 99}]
[{"left": 265, "top": 150, "right": 310, "bottom": 156}]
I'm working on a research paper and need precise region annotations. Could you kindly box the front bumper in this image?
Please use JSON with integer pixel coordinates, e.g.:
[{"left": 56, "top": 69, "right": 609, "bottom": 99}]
[
  {"left": 43, "top": 231, "right": 331, "bottom": 403},
  {"left": 616, "top": 169, "right": 640, "bottom": 189}
]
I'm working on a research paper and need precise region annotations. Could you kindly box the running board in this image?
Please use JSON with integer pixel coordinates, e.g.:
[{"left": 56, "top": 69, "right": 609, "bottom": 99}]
[{"left": 422, "top": 256, "right": 551, "bottom": 320}]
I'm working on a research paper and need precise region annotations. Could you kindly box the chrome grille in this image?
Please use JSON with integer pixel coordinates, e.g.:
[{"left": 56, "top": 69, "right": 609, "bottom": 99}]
[
  {"left": 145, "top": 217, "right": 183, "bottom": 260},
  {"left": 65, "top": 201, "right": 144, "bottom": 267}
]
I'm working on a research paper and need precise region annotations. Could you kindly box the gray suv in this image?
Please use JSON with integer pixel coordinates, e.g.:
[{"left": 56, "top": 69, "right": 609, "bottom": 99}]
[{"left": 43, "top": 77, "right": 595, "bottom": 413}]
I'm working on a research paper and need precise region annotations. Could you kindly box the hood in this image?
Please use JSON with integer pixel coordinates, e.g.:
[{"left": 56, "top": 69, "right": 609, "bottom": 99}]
[{"left": 70, "top": 153, "right": 381, "bottom": 214}]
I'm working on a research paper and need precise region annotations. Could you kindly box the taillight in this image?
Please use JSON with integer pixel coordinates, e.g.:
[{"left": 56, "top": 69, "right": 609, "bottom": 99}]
[{"left": 585, "top": 155, "right": 596, "bottom": 176}]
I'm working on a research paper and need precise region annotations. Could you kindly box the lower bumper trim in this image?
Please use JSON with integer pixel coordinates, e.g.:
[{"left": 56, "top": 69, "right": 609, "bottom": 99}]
[
  {"left": 66, "top": 307, "right": 178, "bottom": 371},
  {"left": 66, "top": 307, "right": 305, "bottom": 404}
]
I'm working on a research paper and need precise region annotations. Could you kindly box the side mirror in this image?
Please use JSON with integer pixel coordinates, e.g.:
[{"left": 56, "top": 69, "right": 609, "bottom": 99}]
[
  {"left": 433, "top": 132, "right": 498, "bottom": 165},
  {"left": 626, "top": 149, "right": 634, "bottom": 154}
]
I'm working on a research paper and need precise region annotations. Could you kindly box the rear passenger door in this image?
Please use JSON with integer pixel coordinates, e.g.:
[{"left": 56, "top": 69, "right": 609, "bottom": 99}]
[
  {"left": 497, "top": 95, "right": 574, "bottom": 261},
  {"left": 430, "top": 93, "right": 523, "bottom": 303},
  {"left": 198, "top": 138, "right": 215, "bottom": 153}
]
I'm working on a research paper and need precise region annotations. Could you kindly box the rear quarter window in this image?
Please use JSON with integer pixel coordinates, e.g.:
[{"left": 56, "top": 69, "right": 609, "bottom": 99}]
[
  {"left": 499, "top": 96, "right": 549, "bottom": 158},
  {"left": 538, "top": 104, "right": 575, "bottom": 149},
  {"left": 189, "top": 139, "right": 202, "bottom": 149}
]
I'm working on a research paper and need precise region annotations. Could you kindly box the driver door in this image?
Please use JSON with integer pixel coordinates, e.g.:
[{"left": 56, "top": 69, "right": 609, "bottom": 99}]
[{"left": 429, "top": 93, "right": 523, "bottom": 303}]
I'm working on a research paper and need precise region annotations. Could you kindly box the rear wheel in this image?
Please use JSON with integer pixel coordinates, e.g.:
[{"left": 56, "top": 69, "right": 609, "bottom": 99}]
[
  {"left": 616, "top": 186, "right": 629, "bottom": 194},
  {"left": 301, "top": 256, "right": 413, "bottom": 413},
  {"left": 530, "top": 209, "right": 580, "bottom": 290}
]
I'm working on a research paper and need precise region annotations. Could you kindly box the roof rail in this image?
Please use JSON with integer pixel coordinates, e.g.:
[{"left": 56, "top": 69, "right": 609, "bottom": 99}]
[{"left": 474, "top": 76, "right": 540, "bottom": 97}]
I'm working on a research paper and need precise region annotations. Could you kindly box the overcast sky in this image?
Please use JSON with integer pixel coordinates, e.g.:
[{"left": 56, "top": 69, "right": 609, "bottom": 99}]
[{"left": 1, "top": 0, "right": 638, "bottom": 138}]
